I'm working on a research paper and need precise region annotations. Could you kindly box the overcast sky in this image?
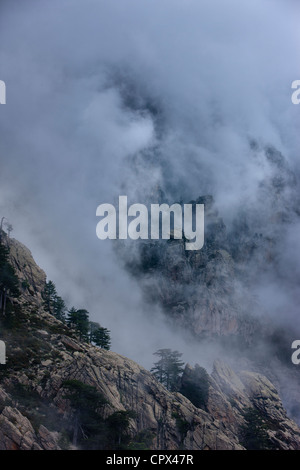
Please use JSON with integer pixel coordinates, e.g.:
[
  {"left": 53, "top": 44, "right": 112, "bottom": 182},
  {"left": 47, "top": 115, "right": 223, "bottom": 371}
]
[{"left": 0, "top": 0, "right": 299, "bottom": 369}]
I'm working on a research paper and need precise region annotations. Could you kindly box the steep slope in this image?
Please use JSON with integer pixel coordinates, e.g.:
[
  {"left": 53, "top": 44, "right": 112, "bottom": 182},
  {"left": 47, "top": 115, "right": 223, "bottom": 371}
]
[
  {"left": 119, "top": 145, "right": 300, "bottom": 342},
  {"left": 0, "top": 234, "right": 300, "bottom": 450}
]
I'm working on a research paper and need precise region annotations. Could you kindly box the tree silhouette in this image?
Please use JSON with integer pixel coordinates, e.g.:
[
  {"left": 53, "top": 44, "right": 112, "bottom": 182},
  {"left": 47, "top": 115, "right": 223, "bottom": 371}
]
[
  {"left": 151, "top": 349, "right": 185, "bottom": 391},
  {"left": 67, "top": 307, "right": 90, "bottom": 341},
  {"left": 106, "top": 410, "right": 136, "bottom": 448},
  {"left": 0, "top": 242, "right": 20, "bottom": 315},
  {"left": 42, "top": 281, "right": 57, "bottom": 315},
  {"left": 90, "top": 326, "right": 111, "bottom": 350},
  {"left": 52, "top": 295, "right": 66, "bottom": 321},
  {"left": 42, "top": 281, "right": 67, "bottom": 321},
  {"left": 239, "top": 407, "right": 275, "bottom": 450},
  {"left": 62, "top": 379, "right": 107, "bottom": 448}
]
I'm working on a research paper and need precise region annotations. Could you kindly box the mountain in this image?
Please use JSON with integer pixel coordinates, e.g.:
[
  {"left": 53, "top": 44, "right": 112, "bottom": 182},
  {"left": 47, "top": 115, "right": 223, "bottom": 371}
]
[
  {"left": 117, "top": 144, "right": 300, "bottom": 422},
  {"left": 0, "top": 232, "right": 300, "bottom": 450},
  {"left": 120, "top": 145, "right": 300, "bottom": 341}
]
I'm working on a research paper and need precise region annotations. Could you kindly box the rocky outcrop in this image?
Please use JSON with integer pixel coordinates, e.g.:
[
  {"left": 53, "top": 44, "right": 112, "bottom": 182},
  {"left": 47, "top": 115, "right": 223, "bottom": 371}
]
[
  {"left": 118, "top": 146, "right": 300, "bottom": 346},
  {"left": 0, "top": 405, "right": 60, "bottom": 450},
  {"left": 7, "top": 236, "right": 46, "bottom": 302},
  {"left": 120, "top": 195, "right": 262, "bottom": 340},
  {"left": 0, "top": 406, "right": 41, "bottom": 450},
  {"left": 1, "top": 322, "right": 300, "bottom": 450},
  {"left": 209, "top": 361, "right": 300, "bottom": 449},
  {"left": 1, "top": 233, "right": 300, "bottom": 450},
  {"left": 38, "top": 345, "right": 243, "bottom": 450}
]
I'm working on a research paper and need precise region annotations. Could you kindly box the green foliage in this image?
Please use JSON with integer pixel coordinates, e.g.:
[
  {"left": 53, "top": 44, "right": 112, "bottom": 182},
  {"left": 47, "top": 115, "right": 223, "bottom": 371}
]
[
  {"left": 126, "top": 429, "right": 155, "bottom": 450},
  {"left": 0, "top": 241, "right": 10, "bottom": 266},
  {"left": 42, "top": 286, "right": 112, "bottom": 348},
  {"left": 179, "top": 364, "right": 210, "bottom": 411},
  {"left": 151, "top": 349, "right": 185, "bottom": 391},
  {"left": 61, "top": 380, "right": 138, "bottom": 450},
  {"left": 0, "top": 302, "right": 26, "bottom": 330},
  {"left": 172, "top": 412, "right": 190, "bottom": 444},
  {"left": 7, "top": 382, "right": 67, "bottom": 434},
  {"left": 62, "top": 379, "right": 108, "bottom": 410},
  {"left": 106, "top": 410, "right": 136, "bottom": 449},
  {"left": 42, "top": 281, "right": 57, "bottom": 314},
  {"left": 62, "top": 379, "right": 108, "bottom": 448},
  {"left": 67, "top": 307, "right": 90, "bottom": 341},
  {"left": 90, "top": 324, "right": 111, "bottom": 350},
  {"left": 52, "top": 295, "right": 66, "bottom": 322},
  {"left": 0, "top": 242, "right": 20, "bottom": 315},
  {"left": 239, "top": 407, "right": 276, "bottom": 450},
  {"left": 42, "top": 281, "right": 66, "bottom": 321}
]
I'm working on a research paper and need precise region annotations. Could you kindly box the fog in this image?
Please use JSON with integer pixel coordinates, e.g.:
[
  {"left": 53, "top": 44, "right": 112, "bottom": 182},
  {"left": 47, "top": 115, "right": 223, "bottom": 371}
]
[{"left": 0, "top": 0, "right": 299, "bottom": 371}]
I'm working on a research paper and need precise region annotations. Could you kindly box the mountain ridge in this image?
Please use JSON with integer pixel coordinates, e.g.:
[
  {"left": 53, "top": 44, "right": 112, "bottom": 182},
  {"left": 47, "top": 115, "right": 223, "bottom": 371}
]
[{"left": 0, "top": 233, "right": 300, "bottom": 450}]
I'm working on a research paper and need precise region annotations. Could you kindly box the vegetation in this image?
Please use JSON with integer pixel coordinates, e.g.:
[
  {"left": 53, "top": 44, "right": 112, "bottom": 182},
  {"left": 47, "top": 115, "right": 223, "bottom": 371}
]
[
  {"left": 7, "top": 382, "right": 69, "bottom": 437},
  {"left": 0, "top": 241, "right": 20, "bottom": 316},
  {"left": 62, "top": 379, "right": 108, "bottom": 448},
  {"left": 126, "top": 429, "right": 155, "bottom": 450},
  {"left": 239, "top": 407, "right": 276, "bottom": 450},
  {"left": 66, "top": 307, "right": 90, "bottom": 341},
  {"left": 90, "top": 323, "right": 111, "bottom": 350},
  {"left": 106, "top": 410, "right": 137, "bottom": 449},
  {"left": 42, "top": 283, "right": 111, "bottom": 349},
  {"left": 0, "top": 228, "right": 294, "bottom": 451},
  {"left": 172, "top": 412, "right": 190, "bottom": 445},
  {"left": 62, "top": 380, "right": 137, "bottom": 450},
  {"left": 151, "top": 349, "right": 185, "bottom": 391},
  {"left": 179, "top": 364, "right": 210, "bottom": 411}
]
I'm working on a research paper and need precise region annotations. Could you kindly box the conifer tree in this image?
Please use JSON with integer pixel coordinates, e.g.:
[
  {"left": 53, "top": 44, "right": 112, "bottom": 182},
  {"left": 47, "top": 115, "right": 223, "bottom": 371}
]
[
  {"left": 42, "top": 281, "right": 66, "bottom": 321},
  {"left": 62, "top": 379, "right": 107, "bottom": 447},
  {"left": 151, "top": 349, "right": 185, "bottom": 391},
  {"left": 52, "top": 295, "right": 66, "bottom": 322},
  {"left": 91, "top": 326, "right": 111, "bottom": 350},
  {"left": 67, "top": 307, "right": 90, "bottom": 341},
  {"left": 0, "top": 242, "right": 20, "bottom": 315},
  {"left": 42, "top": 281, "right": 57, "bottom": 315}
]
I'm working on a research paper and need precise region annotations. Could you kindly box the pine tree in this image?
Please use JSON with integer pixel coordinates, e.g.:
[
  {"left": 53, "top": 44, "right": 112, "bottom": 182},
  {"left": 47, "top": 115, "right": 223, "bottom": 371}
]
[
  {"left": 91, "top": 326, "right": 111, "bottom": 350},
  {"left": 52, "top": 295, "right": 66, "bottom": 322},
  {"left": 89, "top": 321, "right": 101, "bottom": 343},
  {"left": 42, "top": 281, "right": 66, "bottom": 322},
  {"left": 106, "top": 410, "right": 136, "bottom": 448},
  {"left": 239, "top": 407, "right": 276, "bottom": 450},
  {"left": 67, "top": 307, "right": 90, "bottom": 342},
  {"left": 151, "top": 349, "right": 185, "bottom": 391},
  {"left": 62, "top": 379, "right": 108, "bottom": 447},
  {"left": 42, "top": 281, "right": 57, "bottom": 315},
  {"left": 0, "top": 242, "right": 20, "bottom": 315}
]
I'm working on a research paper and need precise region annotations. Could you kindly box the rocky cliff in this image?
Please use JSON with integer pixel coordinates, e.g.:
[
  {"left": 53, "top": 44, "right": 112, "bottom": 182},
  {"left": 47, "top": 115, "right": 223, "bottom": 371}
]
[
  {"left": 0, "top": 234, "right": 300, "bottom": 450},
  {"left": 119, "top": 145, "right": 300, "bottom": 343}
]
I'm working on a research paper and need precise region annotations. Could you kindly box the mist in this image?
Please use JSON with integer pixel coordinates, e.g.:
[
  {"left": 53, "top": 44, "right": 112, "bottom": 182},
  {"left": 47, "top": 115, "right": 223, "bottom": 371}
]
[{"left": 0, "top": 0, "right": 299, "bottom": 371}]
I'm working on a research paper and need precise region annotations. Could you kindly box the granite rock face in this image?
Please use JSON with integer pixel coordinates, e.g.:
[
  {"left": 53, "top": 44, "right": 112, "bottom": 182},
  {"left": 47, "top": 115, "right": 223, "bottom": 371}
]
[
  {"left": 0, "top": 404, "right": 61, "bottom": 450},
  {"left": 1, "top": 324, "right": 300, "bottom": 450},
  {"left": 0, "top": 232, "right": 300, "bottom": 450},
  {"left": 119, "top": 146, "right": 300, "bottom": 344},
  {"left": 7, "top": 237, "right": 46, "bottom": 303}
]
